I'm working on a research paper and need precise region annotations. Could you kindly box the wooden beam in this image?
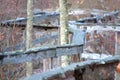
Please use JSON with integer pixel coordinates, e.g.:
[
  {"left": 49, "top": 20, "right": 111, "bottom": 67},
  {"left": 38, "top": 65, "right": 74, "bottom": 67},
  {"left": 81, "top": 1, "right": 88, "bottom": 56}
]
[
  {"left": 0, "top": 44, "right": 83, "bottom": 64},
  {"left": 22, "top": 55, "right": 120, "bottom": 80}
]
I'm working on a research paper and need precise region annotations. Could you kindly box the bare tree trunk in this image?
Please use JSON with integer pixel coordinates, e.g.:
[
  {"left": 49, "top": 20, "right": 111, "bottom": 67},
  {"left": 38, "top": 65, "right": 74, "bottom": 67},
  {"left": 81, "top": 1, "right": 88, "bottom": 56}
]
[
  {"left": 26, "top": 0, "right": 33, "bottom": 77},
  {"left": 26, "top": 0, "right": 33, "bottom": 49},
  {"left": 59, "top": 0, "right": 69, "bottom": 67}
]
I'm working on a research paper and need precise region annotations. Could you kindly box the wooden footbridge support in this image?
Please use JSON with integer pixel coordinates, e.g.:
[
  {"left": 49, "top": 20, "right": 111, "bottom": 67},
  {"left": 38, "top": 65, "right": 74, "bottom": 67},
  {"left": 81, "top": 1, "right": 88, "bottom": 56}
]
[
  {"left": 0, "top": 44, "right": 83, "bottom": 64},
  {"left": 23, "top": 55, "right": 120, "bottom": 80}
]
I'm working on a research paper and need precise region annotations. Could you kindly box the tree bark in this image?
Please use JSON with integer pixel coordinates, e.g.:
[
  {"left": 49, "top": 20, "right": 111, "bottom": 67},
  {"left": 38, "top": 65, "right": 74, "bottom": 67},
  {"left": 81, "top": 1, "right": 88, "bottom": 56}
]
[
  {"left": 26, "top": 0, "right": 33, "bottom": 50},
  {"left": 26, "top": 0, "right": 33, "bottom": 77},
  {"left": 59, "top": 0, "right": 69, "bottom": 67}
]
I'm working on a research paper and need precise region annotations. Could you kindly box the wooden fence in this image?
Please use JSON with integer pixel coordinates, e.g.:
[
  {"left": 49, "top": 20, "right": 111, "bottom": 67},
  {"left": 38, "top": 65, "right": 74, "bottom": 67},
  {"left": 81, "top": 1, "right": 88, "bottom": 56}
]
[
  {"left": 23, "top": 55, "right": 120, "bottom": 80},
  {"left": 0, "top": 44, "right": 83, "bottom": 64},
  {"left": 0, "top": 44, "right": 83, "bottom": 80}
]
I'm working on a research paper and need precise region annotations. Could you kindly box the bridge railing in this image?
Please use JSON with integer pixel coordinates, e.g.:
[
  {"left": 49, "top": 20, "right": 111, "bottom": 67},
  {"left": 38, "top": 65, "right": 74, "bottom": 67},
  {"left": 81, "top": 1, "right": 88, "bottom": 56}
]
[
  {"left": 23, "top": 55, "right": 120, "bottom": 80},
  {"left": 0, "top": 44, "right": 83, "bottom": 80}
]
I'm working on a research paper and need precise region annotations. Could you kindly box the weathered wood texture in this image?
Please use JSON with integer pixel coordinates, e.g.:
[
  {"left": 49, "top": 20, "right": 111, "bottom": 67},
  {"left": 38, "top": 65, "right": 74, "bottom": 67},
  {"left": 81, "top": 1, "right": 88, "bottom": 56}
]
[
  {"left": 0, "top": 44, "right": 83, "bottom": 80},
  {"left": 23, "top": 56, "right": 120, "bottom": 80},
  {"left": 0, "top": 44, "right": 83, "bottom": 64}
]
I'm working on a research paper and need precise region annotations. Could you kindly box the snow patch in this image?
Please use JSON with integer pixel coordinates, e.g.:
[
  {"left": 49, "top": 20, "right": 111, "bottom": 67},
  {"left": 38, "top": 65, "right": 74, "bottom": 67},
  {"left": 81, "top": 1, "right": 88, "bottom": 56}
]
[
  {"left": 81, "top": 53, "right": 113, "bottom": 60},
  {"left": 86, "top": 25, "right": 115, "bottom": 32},
  {"left": 69, "top": 9, "right": 87, "bottom": 15}
]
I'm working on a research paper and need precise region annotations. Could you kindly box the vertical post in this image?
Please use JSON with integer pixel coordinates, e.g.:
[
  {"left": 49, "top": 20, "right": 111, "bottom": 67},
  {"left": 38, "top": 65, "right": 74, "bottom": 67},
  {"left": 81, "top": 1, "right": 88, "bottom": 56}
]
[{"left": 43, "top": 58, "right": 51, "bottom": 72}]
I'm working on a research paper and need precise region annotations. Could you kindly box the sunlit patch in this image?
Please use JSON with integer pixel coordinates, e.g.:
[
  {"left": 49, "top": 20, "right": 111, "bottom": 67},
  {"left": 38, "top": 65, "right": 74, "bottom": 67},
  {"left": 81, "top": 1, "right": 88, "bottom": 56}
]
[{"left": 116, "top": 63, "right": 120, "bottom": 73}]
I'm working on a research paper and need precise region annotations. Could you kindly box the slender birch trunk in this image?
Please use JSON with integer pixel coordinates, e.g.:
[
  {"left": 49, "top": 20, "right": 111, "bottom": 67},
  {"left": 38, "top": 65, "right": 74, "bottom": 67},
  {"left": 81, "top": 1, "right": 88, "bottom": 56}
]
[
  {"left": 26, "top": 0, "right": 33, "bottom": 77},
  {"left": 26, "top": 0, "right": 33, "bottom": 49},
  {"left": 59, "top": 0, "right": 69, "bottom": 67}
]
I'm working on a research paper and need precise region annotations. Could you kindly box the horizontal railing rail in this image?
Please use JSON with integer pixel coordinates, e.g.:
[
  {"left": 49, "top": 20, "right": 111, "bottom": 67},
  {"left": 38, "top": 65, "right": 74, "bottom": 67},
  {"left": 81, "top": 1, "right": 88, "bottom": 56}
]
[
  {"left": 22, "top": 55, "right": 120, "bottom": 80},
  {"left": 0, "top": 44, "right": 83, "bottom": 64}
]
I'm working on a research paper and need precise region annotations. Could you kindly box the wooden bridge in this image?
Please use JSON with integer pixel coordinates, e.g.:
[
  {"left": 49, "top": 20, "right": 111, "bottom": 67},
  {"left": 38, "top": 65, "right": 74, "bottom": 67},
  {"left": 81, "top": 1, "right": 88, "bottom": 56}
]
[
  {"left": 0, "top": 43, "right": 84, "bottom": 80},
  {"left": 22, "top": 55, "right": 120, "bottom": 80},
  {"left": 0, "top": 43, "right": 120, "bottom": 80},
  {"left": 0, "top": 10, "right": 120, "bottom": 80},
  {"left": 0, "top": 44, "right": 83, "bottom": 64}
]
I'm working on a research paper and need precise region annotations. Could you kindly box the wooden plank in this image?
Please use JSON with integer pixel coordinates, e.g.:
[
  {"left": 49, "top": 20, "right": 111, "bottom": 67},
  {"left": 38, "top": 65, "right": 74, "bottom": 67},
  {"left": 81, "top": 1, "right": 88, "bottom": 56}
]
[
  {"left": 22, "top": 55, "right": 120, "bottom": 80},
  {"left": 0, "top": 44, "right": 83, "bottom": 64},
  {"left": 37, "top": 49, "right": 56, "bottom": 59},
  {"left": 56, "top": 46, "right": 80, "bottom": 56}
]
